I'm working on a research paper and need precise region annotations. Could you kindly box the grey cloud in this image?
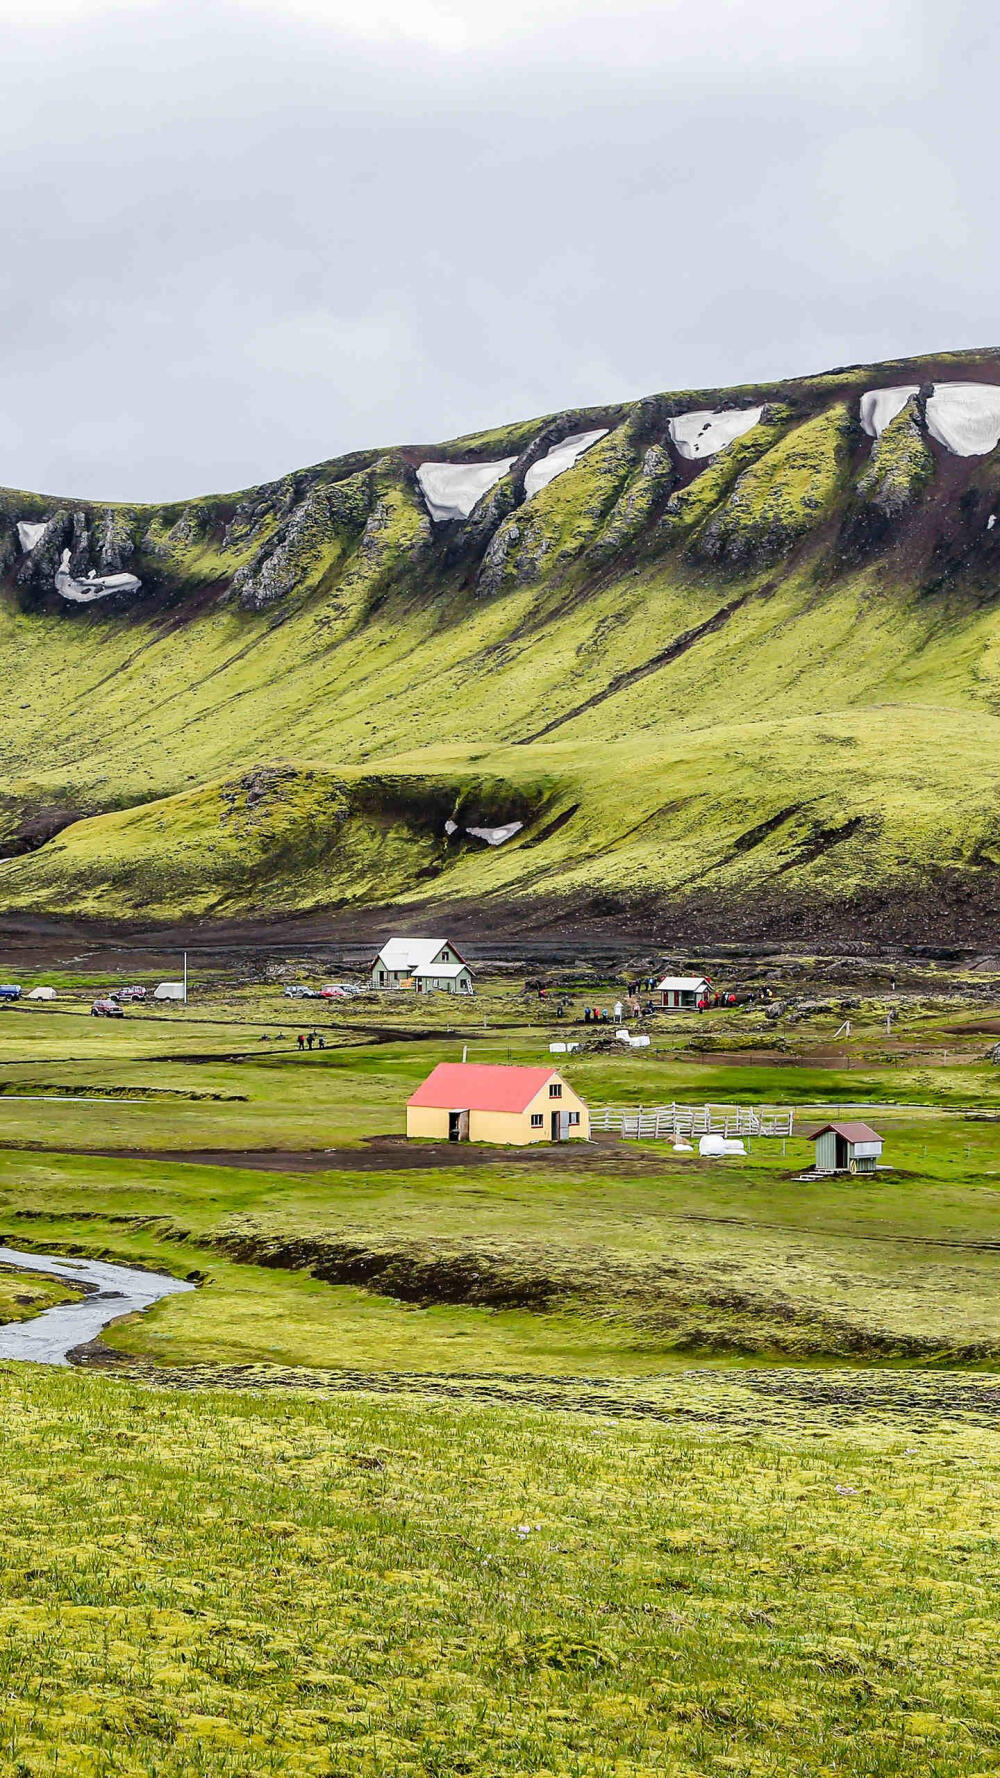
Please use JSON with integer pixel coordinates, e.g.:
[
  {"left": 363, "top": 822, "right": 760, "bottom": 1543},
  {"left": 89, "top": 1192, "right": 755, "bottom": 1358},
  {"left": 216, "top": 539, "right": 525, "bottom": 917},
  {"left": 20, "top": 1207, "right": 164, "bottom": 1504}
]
[{"left": 0, "top": 0, "right": 993, "bottom": 501}]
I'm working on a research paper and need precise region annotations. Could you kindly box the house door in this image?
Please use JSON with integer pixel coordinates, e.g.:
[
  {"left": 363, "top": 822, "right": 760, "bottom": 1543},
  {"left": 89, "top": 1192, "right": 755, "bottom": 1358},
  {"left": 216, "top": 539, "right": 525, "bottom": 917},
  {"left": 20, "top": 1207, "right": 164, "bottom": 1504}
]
[
  {"left": 835, "top": 1133, "right": 848, "bottom": 1169},
  {"left": 550, "top": 1110, "right": 561, "bottom": 1141},
  {"left": 449, "top": 1111, "right": 470, "bottom": 1143}
]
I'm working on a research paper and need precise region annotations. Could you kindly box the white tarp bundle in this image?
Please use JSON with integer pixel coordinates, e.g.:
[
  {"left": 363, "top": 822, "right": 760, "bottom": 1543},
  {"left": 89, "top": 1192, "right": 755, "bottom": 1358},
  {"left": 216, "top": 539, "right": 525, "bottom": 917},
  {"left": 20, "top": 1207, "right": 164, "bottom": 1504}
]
[
  {"left": 416, "top": 459, "right": 515, "bottom": 522},
  {"left": 667, "top": 407, "right": 763, "bottom": 460},
  {"left": 523, "top": 429, "right": 608, "bottom": 498}
]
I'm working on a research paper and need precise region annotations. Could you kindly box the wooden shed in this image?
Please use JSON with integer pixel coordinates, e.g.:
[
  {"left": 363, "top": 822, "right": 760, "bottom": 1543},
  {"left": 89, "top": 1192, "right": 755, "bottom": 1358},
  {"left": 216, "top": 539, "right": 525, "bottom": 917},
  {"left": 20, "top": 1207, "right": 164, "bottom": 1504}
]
[
  {"left": 810, "top": 1121, "right": 883, "bottom": 1174},
  {"left": 406, "top": 1062, "right": 589, "bottom": 1146}
]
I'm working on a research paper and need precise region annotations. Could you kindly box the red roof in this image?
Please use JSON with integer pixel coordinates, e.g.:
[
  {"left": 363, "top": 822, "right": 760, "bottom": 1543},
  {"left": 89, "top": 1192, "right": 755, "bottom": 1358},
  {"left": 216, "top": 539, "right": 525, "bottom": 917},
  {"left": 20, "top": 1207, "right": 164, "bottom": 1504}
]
[
  {"left": 407, "top": 1062, "right": 560, "bottom": 1114},
  {"left": 808, "top": 1122, "right": 882, "bottom": 1143}
]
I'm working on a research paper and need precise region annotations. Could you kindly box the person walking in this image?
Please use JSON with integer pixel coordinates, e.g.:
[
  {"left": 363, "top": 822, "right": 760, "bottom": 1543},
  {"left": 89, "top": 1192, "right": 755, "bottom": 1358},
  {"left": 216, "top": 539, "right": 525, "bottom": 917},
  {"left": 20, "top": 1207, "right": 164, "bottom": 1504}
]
[{"left": 297, "top": 1033, "right": 305, "bottom": 1051}]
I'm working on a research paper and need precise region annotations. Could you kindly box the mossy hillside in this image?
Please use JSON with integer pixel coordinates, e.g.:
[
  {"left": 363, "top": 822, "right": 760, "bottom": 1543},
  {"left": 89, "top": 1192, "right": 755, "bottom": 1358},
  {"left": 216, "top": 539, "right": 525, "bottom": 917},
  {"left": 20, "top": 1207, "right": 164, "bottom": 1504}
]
[
  {"left": 475, "top": 419, "right": 642, "bottom": 595},
  {"left": 0, "top": 764, "right": 562, "bottom": 918},
  {"left": 852, "top": 397, "right": 936, "bottom": 536},
  {"left": 7, "top": 351, "right": 1000, "bottom": 921},
  {"left": 656, "top": 405, "right": 792, "bottom": 543},
  {"left": 2, "top": 533, "right": 1000, "bottom": 917},
  {"left": 699, "top": 402, "right": 856, "bottom": 565}
]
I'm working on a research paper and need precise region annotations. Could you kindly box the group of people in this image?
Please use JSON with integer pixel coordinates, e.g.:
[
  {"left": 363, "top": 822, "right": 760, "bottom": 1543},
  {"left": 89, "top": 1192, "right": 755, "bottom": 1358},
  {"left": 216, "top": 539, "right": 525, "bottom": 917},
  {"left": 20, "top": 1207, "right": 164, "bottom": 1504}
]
[{"left": 296, "top": 1030, "right": 325, "bottom": 1051}]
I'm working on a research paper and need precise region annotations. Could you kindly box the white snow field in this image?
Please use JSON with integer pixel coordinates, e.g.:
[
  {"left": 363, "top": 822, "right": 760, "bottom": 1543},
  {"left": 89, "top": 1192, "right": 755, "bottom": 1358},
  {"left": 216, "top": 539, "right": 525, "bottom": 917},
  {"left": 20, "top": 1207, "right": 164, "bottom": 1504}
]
[
  {"left": 416, "top": 458, "right": 515, "bottom": 522},
  {"left": 667, "top": 407, "right": 763, "bottom": 460},
  {"left": 859, "top": 386, "right": 919, "bottom": 437},
  {"left": 464, "top": 821, "right": 523, "bottom": 846},
  {"left": 16, "top": 519, "right": 48, "bottom": 552},
  {"left": 523, "top": 428, "right": 608, "bottom": 498},
  {"left": 54, "top": 548, "right": 141, "bottom": 603},
  {"left": 860, "top": 381, "right": 1000, "bottom": 455},
  {"left": 925, "top": 383, "right": 1000, "bottom": 456}
]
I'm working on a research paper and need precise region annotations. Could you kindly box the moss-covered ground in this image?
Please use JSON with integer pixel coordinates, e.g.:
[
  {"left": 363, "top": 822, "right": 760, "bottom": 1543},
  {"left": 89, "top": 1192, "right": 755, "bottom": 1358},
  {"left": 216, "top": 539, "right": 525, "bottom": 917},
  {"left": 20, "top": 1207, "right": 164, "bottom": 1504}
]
[
  {"left": 0, "top": 958, "right": 998, "bottom": 1772},
  {"left": 4, "top": 1368, "right": 1000, "bottom": 1778}
]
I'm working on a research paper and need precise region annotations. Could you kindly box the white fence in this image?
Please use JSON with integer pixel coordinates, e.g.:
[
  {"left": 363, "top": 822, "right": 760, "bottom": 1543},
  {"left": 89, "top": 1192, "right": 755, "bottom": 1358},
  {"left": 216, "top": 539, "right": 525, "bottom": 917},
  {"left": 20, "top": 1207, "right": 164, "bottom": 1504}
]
[{"left": 591, "top": 1102, "right": 795, "bottom": 1140}]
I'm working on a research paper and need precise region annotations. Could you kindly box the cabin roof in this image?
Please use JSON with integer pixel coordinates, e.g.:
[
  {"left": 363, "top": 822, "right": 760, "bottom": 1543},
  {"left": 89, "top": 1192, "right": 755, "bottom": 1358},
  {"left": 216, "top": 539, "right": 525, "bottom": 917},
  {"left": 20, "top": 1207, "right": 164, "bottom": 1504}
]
[
  {"left": 407, "top": 1062, "right": 559, "bottom": 1113},
  {"left": 808, "top": 1121, "right": 882, "bottom": 1143},
  {"left": 373, "top": 937, "right": 467, "bottom": 972}
]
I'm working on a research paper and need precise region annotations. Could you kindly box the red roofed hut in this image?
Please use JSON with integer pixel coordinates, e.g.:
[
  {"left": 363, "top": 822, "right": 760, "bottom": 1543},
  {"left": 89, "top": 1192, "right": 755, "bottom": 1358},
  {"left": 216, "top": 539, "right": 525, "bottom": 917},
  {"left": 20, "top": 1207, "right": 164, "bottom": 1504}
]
[
  {"left": 810, "top": 1121, "right": 883, "bottom": 1175},
  {"left": 406, "top": 1062, "right": 590, "bottom": 1146}
]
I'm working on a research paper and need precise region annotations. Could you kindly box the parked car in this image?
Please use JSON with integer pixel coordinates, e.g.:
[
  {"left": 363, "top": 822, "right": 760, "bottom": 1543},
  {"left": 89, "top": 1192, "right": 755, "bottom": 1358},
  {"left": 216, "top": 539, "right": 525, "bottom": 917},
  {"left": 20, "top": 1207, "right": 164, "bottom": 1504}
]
[
  {"left": 320, "top": 982, "right": 365, "bottom": 999},
  {"left": 283, "top": 985, "right": 319, "bottom": 998},
  {"left": 115, "top": 985, "right": 147, "bottom": 1002},
  {"left": 91, "top": 997, "right": 124, "bottom": 1018},
  {"left": 0, "top": 985, "right": 22, "bottom": 1002}
]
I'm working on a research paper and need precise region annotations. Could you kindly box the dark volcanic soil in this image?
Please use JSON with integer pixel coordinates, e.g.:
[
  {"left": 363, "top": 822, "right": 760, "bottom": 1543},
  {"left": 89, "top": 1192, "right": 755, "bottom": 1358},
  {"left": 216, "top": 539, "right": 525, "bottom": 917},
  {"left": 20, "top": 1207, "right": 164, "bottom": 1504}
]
[{"left": 5, "top": 869, "right": 1000, "bottom": 978}]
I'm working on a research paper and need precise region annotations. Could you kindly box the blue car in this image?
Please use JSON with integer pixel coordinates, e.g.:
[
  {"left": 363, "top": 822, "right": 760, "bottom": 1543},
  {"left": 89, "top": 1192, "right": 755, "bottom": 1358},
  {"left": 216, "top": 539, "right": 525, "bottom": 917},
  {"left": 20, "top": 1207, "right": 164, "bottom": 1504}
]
[{"left": 0, "top": 985, "right": 22, "bottom": 1001}]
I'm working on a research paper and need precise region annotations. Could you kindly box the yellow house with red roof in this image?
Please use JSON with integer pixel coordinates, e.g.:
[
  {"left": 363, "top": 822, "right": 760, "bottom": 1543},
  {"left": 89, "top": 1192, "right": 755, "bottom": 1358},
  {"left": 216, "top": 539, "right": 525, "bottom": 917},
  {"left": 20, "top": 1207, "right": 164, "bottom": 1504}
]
[{"left": 406, "top": 1062, "right": 590, "bottom": 1145}]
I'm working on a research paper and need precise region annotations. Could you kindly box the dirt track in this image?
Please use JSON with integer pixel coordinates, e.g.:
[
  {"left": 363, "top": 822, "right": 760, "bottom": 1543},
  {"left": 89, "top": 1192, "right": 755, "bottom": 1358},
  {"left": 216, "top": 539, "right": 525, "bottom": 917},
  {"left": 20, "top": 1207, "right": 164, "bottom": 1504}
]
[{"left": 3, "top": 1134, "right": 661, "bottom": 1174}]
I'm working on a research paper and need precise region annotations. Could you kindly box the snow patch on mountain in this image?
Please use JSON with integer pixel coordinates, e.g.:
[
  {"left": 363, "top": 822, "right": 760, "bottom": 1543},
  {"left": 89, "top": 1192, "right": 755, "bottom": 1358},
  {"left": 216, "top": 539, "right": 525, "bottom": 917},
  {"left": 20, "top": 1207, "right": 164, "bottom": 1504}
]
[
  {"left": 417, "top": 458, "right": 515, "bottom": 522},
  {"left": 925, "top": 383, "right": 1000, "bottom": 457},
  {"left": 17, "top": 520, "right": 48, "bottom": 553},
  {"left": 523, "top": 429, "right": 608, "bottom": 499},
  {"left": 859, "top": 387, "right": 920, "bottom": 438},
  {"left": 55, "top": 548, "right": 141, "bottom": 604},
  {"left": 667, "top": 407, "right": 763, "bottom": 460}
]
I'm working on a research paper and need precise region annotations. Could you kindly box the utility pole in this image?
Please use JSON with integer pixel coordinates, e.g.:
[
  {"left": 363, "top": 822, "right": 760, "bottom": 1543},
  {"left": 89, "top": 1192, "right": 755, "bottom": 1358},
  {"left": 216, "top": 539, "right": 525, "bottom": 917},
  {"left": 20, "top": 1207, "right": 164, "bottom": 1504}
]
[{"left": 183, "top": 951, "right": 188, "bottom": 1006}]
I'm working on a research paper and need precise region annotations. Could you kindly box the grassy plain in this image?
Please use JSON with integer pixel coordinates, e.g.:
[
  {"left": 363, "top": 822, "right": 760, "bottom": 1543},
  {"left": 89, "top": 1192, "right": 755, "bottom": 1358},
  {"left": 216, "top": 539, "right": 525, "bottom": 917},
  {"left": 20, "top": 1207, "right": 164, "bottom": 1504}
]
[
  {"left": 0, "top": 961, "right": 998, "bottom": 1773},
  {"left": 1, "top": 1368, "right": 999, "bottom": 1778},
  {"left": 0, "top": 972, "right": 998, "bottom": 1378}
]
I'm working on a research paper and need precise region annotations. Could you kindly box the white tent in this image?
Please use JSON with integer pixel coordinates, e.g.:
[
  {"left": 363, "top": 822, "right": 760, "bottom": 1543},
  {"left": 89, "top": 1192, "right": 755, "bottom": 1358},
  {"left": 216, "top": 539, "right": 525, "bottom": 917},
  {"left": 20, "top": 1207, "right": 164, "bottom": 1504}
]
[
  {"left": 154, "top": 981, "right": 185, "bottom": 1001},
  {"left": 26, "top": 986, "right": 57, "bottom": 1000}
]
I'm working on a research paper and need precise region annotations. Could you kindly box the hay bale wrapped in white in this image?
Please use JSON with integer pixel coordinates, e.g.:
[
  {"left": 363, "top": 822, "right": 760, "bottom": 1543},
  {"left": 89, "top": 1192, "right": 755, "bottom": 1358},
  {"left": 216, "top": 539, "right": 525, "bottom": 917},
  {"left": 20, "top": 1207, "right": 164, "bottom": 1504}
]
[
  {"left": 416, "top": 459, "right": 515, "bottom": 522},
  {"left": 549, "top": 1041, "right": 567, "bottom": 1053},
  {"left": 698, "top": 1134, "right": 747, "bottom": 1157},
  {"left": 667, "top": 407, "right": 763, "bottom": 460}
]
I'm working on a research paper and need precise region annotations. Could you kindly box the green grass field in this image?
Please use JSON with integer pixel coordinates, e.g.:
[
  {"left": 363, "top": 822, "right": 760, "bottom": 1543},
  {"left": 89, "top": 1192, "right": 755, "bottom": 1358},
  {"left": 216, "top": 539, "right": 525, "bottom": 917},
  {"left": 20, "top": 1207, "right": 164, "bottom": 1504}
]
[{"left": 1, "top": 962, "right": 999, "bottom": 1772}]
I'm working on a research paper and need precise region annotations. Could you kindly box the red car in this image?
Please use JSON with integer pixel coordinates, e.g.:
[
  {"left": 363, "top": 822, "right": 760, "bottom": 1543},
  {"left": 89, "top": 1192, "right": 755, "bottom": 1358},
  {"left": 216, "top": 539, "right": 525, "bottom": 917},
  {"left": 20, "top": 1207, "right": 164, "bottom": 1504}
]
[{"left": 91, "top": 998, "right": 124, "bottom": 1018}]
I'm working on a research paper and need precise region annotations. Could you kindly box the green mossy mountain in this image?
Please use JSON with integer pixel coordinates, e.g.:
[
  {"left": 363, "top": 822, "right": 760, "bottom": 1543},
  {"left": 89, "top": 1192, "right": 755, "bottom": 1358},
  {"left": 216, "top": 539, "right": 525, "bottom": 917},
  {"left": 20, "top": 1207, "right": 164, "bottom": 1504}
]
[{"left": 4, "top": 345, "right": 1000, "bottom": 940}]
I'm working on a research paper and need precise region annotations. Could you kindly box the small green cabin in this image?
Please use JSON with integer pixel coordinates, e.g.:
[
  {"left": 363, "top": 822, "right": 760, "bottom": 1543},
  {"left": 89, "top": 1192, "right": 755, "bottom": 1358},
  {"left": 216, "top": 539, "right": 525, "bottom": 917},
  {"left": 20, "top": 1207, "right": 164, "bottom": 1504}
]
[{"left": 811, "top": 1121, "right": 883, "bottom": 1174}]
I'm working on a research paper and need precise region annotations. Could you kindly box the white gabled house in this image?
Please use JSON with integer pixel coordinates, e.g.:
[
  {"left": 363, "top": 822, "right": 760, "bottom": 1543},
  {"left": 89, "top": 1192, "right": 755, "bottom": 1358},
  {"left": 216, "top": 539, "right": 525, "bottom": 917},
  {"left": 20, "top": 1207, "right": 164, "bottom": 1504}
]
[
  {"left": 655, "top": 975, "right": 711, "bottom": 1010},
  {"left": 369, "top": 937, "right": 474, "bottom": 995}
]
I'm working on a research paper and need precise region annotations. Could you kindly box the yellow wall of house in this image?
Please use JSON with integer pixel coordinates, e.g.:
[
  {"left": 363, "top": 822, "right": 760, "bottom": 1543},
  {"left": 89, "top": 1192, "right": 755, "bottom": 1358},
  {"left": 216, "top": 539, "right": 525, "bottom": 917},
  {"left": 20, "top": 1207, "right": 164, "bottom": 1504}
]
[
  {"left": 406, "top": 1105, "right": 451, "bottom": 1140},
  {"left": 406, "top": 1074, "right": 590, "bottom": 1145}
]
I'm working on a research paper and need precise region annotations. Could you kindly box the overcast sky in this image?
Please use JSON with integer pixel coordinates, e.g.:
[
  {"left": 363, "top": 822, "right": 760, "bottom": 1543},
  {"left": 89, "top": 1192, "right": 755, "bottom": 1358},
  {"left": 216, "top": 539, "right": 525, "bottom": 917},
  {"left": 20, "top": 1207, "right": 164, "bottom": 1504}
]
[{"left": 0, "top": 0, "right": 994, "bottom": 501}]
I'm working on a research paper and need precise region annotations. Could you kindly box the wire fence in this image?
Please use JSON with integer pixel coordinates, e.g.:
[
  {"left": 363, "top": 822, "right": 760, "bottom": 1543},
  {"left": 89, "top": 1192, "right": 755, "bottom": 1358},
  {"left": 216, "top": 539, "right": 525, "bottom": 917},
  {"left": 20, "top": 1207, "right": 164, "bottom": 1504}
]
[{"left": 591, "top": 1103, "right": 795, "bottom": 1140}]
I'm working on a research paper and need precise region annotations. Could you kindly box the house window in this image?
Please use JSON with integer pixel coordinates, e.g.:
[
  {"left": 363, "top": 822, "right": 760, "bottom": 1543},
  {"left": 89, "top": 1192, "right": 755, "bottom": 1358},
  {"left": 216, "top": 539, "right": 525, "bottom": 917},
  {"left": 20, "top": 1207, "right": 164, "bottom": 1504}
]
[
  {"left": 549, "top": 1083, "right": 562, "bottom": 1098},
  {"left": 530, "top": 1113, "right": 543, "bottom": 1128},
  {"left": 568, "top": 1111, "right": 580, "bottom": 1126},
  {"left": 442, "top": 950, "right": 450, "bottom": 961}
]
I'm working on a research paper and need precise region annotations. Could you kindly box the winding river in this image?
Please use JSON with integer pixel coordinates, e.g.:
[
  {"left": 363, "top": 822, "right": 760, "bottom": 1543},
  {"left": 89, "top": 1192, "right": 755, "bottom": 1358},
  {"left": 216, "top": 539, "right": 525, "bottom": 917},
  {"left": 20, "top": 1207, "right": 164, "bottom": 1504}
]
[{"left": 0, "top": 1247, "right": 193, "bottom": 1365}]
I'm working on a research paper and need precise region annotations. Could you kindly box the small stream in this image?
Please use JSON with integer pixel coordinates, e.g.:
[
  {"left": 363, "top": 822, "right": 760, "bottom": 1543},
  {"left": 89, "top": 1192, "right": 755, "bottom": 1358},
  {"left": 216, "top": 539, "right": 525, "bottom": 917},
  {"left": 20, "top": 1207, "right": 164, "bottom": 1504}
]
[{"left": 0, "top": 1247, "right": 194, "bottom": 1366}]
